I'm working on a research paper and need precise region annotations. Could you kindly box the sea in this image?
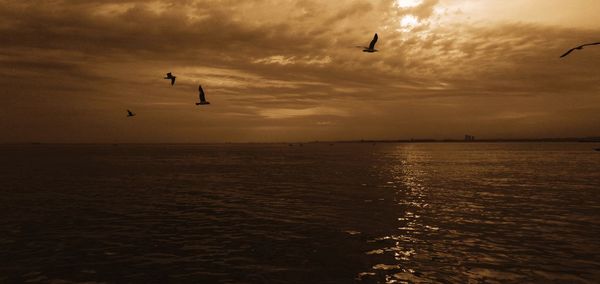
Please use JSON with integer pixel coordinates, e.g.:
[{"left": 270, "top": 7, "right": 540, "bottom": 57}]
[{"left": 0, "top": 143, "right": 599, "bottom": 283}]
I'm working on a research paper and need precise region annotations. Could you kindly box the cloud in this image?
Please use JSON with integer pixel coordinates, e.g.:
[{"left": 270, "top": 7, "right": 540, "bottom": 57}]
[
  {"left": 253, "top": 55, "right": 332, "bottom": 66},
  {"left": 0, "top": 0, "right": 599, "bottom": 142},
  {"left": 259, "top": 106, "right": 349, "bottom": 119}
]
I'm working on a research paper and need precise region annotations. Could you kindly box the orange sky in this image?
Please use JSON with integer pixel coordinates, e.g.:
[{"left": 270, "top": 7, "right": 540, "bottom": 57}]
[{"left": 0, "top": 0, "right": 599, "bottom": 142}]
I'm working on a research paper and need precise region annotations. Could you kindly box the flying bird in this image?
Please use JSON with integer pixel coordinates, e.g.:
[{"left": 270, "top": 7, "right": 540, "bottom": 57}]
[
  {"left": 127, "top": 109, "right": 136, "bottom": 117},
  {"left": 358, "top": 33, "right": 379, "bottom": 53},
  {"left": 196, "top": 85, "right": 210, "bottom": 105},
  {"left": 164, "top": 72, "right": 176, "bottom": 85},
  {"left": 560, "top": 42, "right": 600, "bottom": 58}
]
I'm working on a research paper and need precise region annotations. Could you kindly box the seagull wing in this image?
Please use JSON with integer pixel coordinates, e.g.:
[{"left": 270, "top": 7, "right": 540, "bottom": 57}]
[
  {"left": 561, "top": 42, "right": 600, "bottom": 58},
  {"left": 199, "top": 85, "right": 206, "bottom": 102},
  {"left": 369, "top": 33, "right": 378, "bottom": 50},
  {"left": 171, "top": 77, "right": 176, "bottom": 85},
  {"left": 582, "top": 42, "right": 600, "bottom": 47},
  {"left": 560, "top": 48, "right": 576, "bottom": 58}
]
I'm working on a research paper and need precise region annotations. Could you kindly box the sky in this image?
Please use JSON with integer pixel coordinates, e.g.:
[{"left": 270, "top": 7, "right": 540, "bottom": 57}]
[{"left": 1, "top": 0, "right": 599, "bottom": 143}]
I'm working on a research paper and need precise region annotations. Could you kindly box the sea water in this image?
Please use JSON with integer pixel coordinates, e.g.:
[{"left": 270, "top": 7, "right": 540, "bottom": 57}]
[{"left": 1, "top": 143, "right": 599, "bottom": 283}]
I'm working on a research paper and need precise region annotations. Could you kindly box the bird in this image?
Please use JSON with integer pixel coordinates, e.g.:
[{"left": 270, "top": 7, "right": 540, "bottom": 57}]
[
  {"left": 126, "top": 109, "right": 136, "bottom": 117},
  {"left": 164, "top": 72, "right": 176, "bottom": 85},
  {"left": 560, "top": 42, "right": 600, "bottom": 58},
  {"left": 196, "top": 85, "right": 210, "bottom": 105},
  {"left": 358, "top": 33, "right": 379, "bottom": 53}
]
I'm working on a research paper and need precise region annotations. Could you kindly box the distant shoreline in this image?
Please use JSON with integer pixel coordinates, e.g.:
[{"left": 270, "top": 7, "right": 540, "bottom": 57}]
[
  {"left": 335, "top": 137, "right": 600, "bottom": 143},
  {"left": 3, "top": 137, "right": 600, "bottom": 145}
]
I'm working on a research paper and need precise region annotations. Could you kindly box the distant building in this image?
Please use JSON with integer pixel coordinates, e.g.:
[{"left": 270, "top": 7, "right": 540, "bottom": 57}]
[
  {"left": 465, "top": 135, "right": 475, "bottom": 141},
  {"left": 579, "top": 137, "right": 600, "bottom": 142}
]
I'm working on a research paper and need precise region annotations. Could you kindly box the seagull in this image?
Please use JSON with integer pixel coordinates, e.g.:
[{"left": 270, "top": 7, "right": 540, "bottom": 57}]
[
  {"left": 560, "top": 42, "right": 600, "bottom": 58},
  {"left": 127, "top": 109, "right": 136, "bottom": 117},
  {"left": 164, "top": 72, "right": 176, "bottom": 85},
  {"left": 358, "top": 33, "right": 379, "bottom": 53},
  {"left": 196, "top": 85, "right": 210, "bottom": 105}
]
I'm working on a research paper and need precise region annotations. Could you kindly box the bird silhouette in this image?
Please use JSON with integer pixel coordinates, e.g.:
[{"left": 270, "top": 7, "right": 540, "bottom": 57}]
[
  {"left": 560, "top": 42, "right": 600, "bottom": 58},
  {"left": 164, "top": 72, "right": 176, "bottom": 85},
  {"left": 127, "top": 109, "right": 136, "bottom": 117},
  {"left": 196, "top": 85, "right": 210, "bottom": 105},
  {"left": 357, "top": 33, "right": 379, "bottom": 53}
]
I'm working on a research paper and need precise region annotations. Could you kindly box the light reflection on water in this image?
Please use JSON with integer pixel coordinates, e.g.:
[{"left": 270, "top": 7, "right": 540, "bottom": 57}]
[
  {"left": 358, "top": 145, "right": 435, "bottom": 283},
  {"left": 359, "top": 143, "right": 600, "bottom": 283},
  {"left": 0, "top": 143, "right": 598, "bottom": 283}
]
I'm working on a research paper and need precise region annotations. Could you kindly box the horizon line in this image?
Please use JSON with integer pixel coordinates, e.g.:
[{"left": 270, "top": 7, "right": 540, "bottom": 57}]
[{"left": 2, "top": 136, "right": 600, "bottom": 145}]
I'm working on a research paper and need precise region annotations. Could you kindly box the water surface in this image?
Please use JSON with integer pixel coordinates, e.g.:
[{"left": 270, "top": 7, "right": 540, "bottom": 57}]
[{"left": 1, "top": 143, "right": 599, "bottom": 283}]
